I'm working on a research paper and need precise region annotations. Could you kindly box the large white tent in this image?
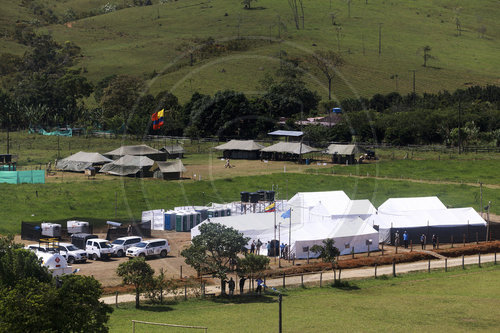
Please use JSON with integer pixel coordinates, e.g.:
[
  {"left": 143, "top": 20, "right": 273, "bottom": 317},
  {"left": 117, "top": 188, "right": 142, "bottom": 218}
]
[
  {"left": 191, "top": 212, "right": 379, "bottom": 258},
  {"left": 368, "top": 197, "right": 487, "bottom": 244},
  {"left": 56, "top": 151, "right": 112, "bottom": 172},
  {"left": 288, "top": 191, "right": 377, "bottom": 222}
]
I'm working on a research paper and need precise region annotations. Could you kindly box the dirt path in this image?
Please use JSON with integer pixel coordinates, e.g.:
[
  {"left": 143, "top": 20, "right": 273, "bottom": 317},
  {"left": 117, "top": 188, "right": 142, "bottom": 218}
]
[{"left": 100, "top": 253, "right": 498, "bottom": 304}]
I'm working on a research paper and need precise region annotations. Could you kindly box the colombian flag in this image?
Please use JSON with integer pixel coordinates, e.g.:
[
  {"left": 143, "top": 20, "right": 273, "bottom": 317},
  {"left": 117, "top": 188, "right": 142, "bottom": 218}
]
[
  {"left": 265, "top": 202, "right": 276, "bottom": 212},
  {"left": 151, "top": 109, "right": 165, "bottom": 130}
]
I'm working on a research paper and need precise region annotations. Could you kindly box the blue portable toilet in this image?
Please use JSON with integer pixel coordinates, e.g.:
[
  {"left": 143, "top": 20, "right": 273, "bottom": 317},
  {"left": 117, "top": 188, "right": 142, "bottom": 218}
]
[
  {"left": 164, "top": 210, "right": 176, "bottom": 230},
  {"left": 332, "top": 107, "right": 342, "bottom": 113}
]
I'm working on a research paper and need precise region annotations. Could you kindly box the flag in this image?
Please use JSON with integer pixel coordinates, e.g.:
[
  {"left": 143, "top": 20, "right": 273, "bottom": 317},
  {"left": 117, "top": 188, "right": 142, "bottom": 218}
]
[
  {"left": 265, "top": 202, "right": 275, "bottom": 212},
  {"left": 158, "top": 109, "right": 164, "bottom": 128},
  {"left": 281, "top": 209, "right": 291, "bottom": 219},
  {"left": 151, "top": 112, "right": 159, "bottom": 130}
]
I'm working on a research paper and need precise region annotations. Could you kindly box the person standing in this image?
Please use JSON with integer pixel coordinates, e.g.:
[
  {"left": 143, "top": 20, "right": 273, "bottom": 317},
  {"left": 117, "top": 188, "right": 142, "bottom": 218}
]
[
  {"left": 256, "top": 277, "right": 263, "bottom": 295},
  {"left": 239, "top": 276, "right": 246, "bottom": 294},
  {"left": 221, "top": 278, "right": 227, "bottom": 295},
  {"left": 256, "top": 239, "right": 262, "bottom": 255},
  {"left": 250, "top": 240, "right": 256, "bottom": 254},
  {"left": 127, "top": 224, "right": 132, "bottom": 236},
  {"left": 420, "top": 234, "right": 426, "bottom": 250},
  {"left": 432, "top": 234, "right": 437, "bottom": 249},
  {"left": 403, "top": 231, "right": 409, "bottom": 249},
  {"left": 394, "top": 230, "right": 400, "bottom": 247},
  {"left": 228, "top": 277, "right": 235, "bottom": 296},
  {"left": 280, "top": 243, "right": 285, "bottom": 258}
]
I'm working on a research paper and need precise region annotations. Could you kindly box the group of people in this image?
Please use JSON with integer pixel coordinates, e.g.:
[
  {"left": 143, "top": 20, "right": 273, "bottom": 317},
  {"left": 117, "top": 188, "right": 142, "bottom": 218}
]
[
  {"left": 221, "top": 276, "right": 264, "bottom": 296},
  {"left": 250, "top": 239, "right": 263, "bottom": 255},
  {"left": 395, "top": 230, "right": 438, "bottom": 249}
]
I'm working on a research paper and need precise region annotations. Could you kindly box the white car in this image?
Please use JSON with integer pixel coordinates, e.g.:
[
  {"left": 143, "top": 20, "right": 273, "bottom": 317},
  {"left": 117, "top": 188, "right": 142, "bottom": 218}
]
[
  {"left": 111, "top": 236, "right": 142, "bottom": 257},
  {"left": 126, "top": 239, "right": 170, "bottom": 259},
  {"left": 86, "top": 238, "right": 114, "bottom": 260},
  {"left": 58, "top": 242, "right": 88, "bottom": 264}
]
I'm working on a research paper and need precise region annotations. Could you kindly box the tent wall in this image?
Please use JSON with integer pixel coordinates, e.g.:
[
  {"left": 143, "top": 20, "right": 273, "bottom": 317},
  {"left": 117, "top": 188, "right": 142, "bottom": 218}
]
[
  {"left": 382, "top": 225, "right": 487, "bottom": 245},
  {"left": 294, "top": 233, "right": 378, "bottom": 259},
  {"left": 223, "top": 150, "right": 260, "bottom": 160}
]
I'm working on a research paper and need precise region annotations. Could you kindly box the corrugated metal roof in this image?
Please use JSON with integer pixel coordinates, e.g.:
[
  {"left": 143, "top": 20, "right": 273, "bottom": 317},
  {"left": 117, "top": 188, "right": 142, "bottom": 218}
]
[
  {"left": 260, "top": 142, "right": 319, "bottom": 154},
  {"left": 268, "top": 130, "right": 304, "bottom": 137}
]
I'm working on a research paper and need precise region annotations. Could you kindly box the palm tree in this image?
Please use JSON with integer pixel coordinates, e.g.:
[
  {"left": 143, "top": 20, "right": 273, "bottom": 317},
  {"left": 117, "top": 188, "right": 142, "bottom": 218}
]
[{"left": 311, "top": 238, "right": 340, "bottom": 282}]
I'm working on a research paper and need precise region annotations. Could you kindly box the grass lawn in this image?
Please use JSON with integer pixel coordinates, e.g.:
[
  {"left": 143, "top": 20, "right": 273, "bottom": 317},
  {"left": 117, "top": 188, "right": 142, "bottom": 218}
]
[
  {"left": 1, "top": 172, "right": 498, "bottom": 234},
  {"left": 108, "top": 264, "right": 500, "bottom": 332}
]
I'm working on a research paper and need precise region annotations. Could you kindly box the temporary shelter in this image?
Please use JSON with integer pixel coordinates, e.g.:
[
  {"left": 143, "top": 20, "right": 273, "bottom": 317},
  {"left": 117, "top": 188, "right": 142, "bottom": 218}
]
[
  {"left": 105, "top": 145, "right": 166, "bottom": 161},
  {"left": 160, "top": 144, "right": 185, "bottom": 159},
  {"left": 99, "top": 155, "right": 154, "bottom": 177},
  {"left": 368, "top": 197, "right": 487, "bottom": 244},
  {"left": 150, "top": 160, "right": 187, "bottom": 180},
  {"left": 214, "top": 140, "right": 264, "bottom": 159},
  {"left": 288, "top": 191, "right": 377, "bottom": 223},
  {"left": 191, "top": 213, "right": 379, "bottom": 258},
  {"left": 324, "top": 144, "right": 368, "bottom": 164},
  {"left": 260, "top": 142, "right": 320, "bottom": 161},
  {"left": 56, "top": 151, "right": 112, "bottom": 172}
]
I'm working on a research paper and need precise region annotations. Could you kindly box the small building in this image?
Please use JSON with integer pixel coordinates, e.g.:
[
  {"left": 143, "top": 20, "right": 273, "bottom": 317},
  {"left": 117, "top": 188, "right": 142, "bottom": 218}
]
[
  {"left": 213, "top": 140, "right": 264, "bottom": 159},
  {"left": 150, "top": 160, "right": 187, "bottom": 180},
  {"left": 324, "top": 144, "right": 368, "bottom": 164},
  {"left": 160, "top": 144, "right": 185, "bottom": 159},
  {"left": 105, "top": 145, "right": 166, "bottom": 161}
]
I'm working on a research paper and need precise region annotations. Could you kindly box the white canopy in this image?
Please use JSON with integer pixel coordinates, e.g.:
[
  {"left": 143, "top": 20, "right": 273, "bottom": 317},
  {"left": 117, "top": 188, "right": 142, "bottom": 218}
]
[
  {"left": 56, "top": 151, "right": 112, "bottom": 171},
  {"left": 260, "top": 142, "right": 320, "bottom": 155},
  {"left": 100, "top": 155, "right": 154, "bottom": 176},
  {"left": 378, "top": 196, "right": 447, "bottom": 214},
  {"left": 214, "top": 140, "right": 264, "bottom": 151}
]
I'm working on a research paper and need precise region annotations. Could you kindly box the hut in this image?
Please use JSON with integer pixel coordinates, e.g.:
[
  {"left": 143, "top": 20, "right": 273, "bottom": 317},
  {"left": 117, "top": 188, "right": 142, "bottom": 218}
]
[
  {"left": 324, "top": 144, "right": 368, "bottom": 164},
  {"left": 99, "top": 155, "right": 154, "bottom": 177},
  {"left": 160, "top": 144, "right": 185, "bottom": 159},
  {"left": 260, "top": 142, "right": 320, "bottom": 161},
  {"left": 213, "top": 140, "right": 264, "bottom": 159},
  {"left": 56, "top": 151, "right": 112, "bottom": 172},
  {"left": 150, "top": 160, "right": 187, "bottom": 180},
  {"left": 105, "top": 144, "right": 166, "bottom": 161}
]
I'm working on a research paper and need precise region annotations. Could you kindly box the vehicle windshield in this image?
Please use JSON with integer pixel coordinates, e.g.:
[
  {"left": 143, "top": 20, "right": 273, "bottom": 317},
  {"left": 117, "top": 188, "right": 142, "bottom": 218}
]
[
  {"left": 65, "top": 245, "right": 79, "bottom": 251},
  {"left": 99, "top": 242, "right": 112, "bottom": 249},
  {"left": 112, "top": 240, "right": 124, "bottom": 245},
  {"left": 134, "top": 242, "right": 147, "bottom": 248}
]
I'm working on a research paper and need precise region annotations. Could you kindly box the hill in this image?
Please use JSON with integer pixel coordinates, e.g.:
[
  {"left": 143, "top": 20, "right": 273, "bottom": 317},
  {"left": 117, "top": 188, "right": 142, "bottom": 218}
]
[{"left": 1, "top": 0, "right": 499, "bottom": 102}]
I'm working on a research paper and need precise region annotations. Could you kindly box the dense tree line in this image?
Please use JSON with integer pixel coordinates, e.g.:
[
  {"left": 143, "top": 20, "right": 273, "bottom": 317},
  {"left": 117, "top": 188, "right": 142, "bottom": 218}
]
[{"left": 0, "top": 34, "right": 499, "bottom": 146}]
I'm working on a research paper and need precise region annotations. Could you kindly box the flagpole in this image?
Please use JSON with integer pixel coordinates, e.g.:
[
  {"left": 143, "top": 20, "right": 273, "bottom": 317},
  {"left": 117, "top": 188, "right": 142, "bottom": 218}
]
[
  {"left": 274, "top": 202, "right": 276, "bottom": 264},
  {"left": 288, "top": 208, "right": 292, "bottom": 263}
]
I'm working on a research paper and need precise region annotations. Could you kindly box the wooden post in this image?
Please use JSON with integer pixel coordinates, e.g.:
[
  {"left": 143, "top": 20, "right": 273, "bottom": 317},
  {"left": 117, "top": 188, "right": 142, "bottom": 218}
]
[
  {"left": 392, "top": 260, "right": 396, "bottom": 277},
  {"left": 184, "top": 283, "right": 187, "bottom": 300},
  {"left": 495, "top": 251, "right": 497, "bottom": 265},
  {"left": 478, "top": 253, "right": 481, "bottom": 268},
  {"left": 202, "top": 282, "right": 205, "bottom": 299},
  {"left": 320, "top": 272, "right": 323, "bottom": 287},
  {"left": 339, "top": 268, "right": 342, "bottom": 282},
  {"left": 428, "top": 259, "right": 431, "bottom": 273},
  {"left": 476, "top": 232, "right": 479, "bottom": 244},
  {"left": 368, "top": 244, "right": 370, "bottom": 257},
  {"left": 437, "top": 237, "right": 439, "bottom": 249},
  {"left": 115, "top": 291, "right": 119, "bottom": 308},
  {"left": 352, "top": 247, "right": 355, "bottom": 259},
  {"left": 301, "top": 274, "right": 304, "bottom": 288},
  {"left": 381, "top": 243, "right": 384, "bottom": 256},
  {"left": 264, "top": 277, "right": 267, "bottom": 292},
  {"left": 445, "top": 258, "right": 447, "bottom": 272},
  {"left": 462, "top": 254, "right": 465, "bottom": 269},
  {"left": 451, "top": 235, "right": 454, "bottom": 248},
  {"left": 282, "top": 272, "right": 286, "bottom": 288},
  {"left": 180, "top": 265, "right": 183, "bottom": 279},
  {"left": 374, "top": 264, "right": 377, "bottom": 278},
  {"left": 463, "top": 234, "right": 466, "bottom": 247},
  {"left": 410, "top": 240, "right": 413, "bottom": 252}
]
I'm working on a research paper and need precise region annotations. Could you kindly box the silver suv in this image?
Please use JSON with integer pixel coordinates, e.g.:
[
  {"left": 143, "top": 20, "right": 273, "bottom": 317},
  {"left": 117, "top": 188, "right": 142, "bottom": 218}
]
[
  {"left": 126, "top": 239, "right": 170, "bottom": 259},
  {"left": 111, "top": 236, "right": 142, "bottom": 257},
  {"left": 58, "top": 242, "right": 87, "bottom": 264}
]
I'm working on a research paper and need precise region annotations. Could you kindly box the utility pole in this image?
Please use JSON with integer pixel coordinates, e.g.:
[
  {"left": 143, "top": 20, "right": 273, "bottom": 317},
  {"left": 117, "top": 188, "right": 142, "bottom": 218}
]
[
  {"left": 458, "top": 98, "right": 462, "bottom": 154},
  {"left": 409, "top": 70, "right": 416, "bottom": 108},
  {"left": 480, "top": 182, "right": 483, "bottom": 217},
  {"left": 378, "top": 23, "right": 382, "bottom": 56}
]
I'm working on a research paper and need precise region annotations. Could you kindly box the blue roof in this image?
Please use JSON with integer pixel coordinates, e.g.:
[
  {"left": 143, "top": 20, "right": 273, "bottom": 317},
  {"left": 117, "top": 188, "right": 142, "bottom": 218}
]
[{"left": 268, "top": 130, "right": 304, "bottom": 137}]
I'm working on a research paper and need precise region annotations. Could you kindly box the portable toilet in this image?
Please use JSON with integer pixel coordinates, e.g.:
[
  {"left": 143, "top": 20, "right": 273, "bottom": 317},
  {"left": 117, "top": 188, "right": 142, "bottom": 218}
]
[
  {"left": 41, "top": 223, "right": 61, "bottom": 237},
  {"left": 189, "top": 213, "right": 195, "bottom": 230},
  {"left": 207, "top": 209, "right": 215, "bottom": 218},
  {"left": 226, "top": 208, "right": 231, "bottom": 216},
  {"left": 67, "top": 221, "right": 90, "bottom": 234},
  {"left": 175, "top": 213, "right": 184, "bottom": 232},
  {"left": 164, "top": 210, "right": 176, "bottom": 230},
  {"left": 195, "top": 208, "right": 208, "bottom": 221},
  {"left": 220, "top": 209, "right": 225, "bottom": 217},
  {"left": 195, "top": 212, "right": 201, "bottom": 226},
  {"left": 182, "top": 213, "right": 189, "bottom": 232}
]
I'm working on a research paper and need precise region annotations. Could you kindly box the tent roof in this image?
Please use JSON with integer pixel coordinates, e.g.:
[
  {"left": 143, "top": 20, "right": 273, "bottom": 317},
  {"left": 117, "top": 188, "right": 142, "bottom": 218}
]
[
  {"left": 99, "top": 155, "right": 154, "bottom": 176},
  {"left": 214, "top": 140, "right": 265, "bottom": 151},
  {"left": 105, "top": 145, "right": 163, "bottom": 156},
  {"left": 160, "top": 144, "right": 185, "bottom": 154},
  {"left": 260, "top": 142, "right": 320, "bottom": 154},
  {"left": 268, "top": 130, "right": 303, "bottom": 137},
  {"left": 378, "top": 196, "right": 447, "bottom": 213},
  {"left": 367, "top": 207, "right": 486, "bottom": 228},
  {"left": 325, "top": 144, "right": 367, "bottom": 155},
  {"left": 56, "top": 151, "right": 112, "bottom": 171},
  {"left": 150, "top": 160, "right": 186, "bottom": 173},
  {"left": 288, "top": 191, "right": 351, "bottom": 209}
]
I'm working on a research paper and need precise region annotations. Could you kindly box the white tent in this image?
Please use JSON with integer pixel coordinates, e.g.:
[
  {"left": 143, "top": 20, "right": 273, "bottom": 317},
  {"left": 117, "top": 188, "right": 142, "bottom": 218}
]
[
  {"left": 288, "top": 191, "right": 377, "bottom": 222},
  {"left": 56, "top": 151, "right": 112, "bottom": 172},
  {"left": 191, "top": 213, "right": 379, "bottom": 258},
  {"left": 368, "top": 196, "right": 487, "bottom": 244}
]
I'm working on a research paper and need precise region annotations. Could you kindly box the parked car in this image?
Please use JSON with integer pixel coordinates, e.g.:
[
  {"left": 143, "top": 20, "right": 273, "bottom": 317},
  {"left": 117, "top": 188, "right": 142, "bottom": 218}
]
[
  {"left": 24, "top": 244, "right": 49, "bottom": 253},
  {"left": 126, "top": 239, "right": 170, "bottom": 259},
  {"left": 86, "top": 238, "right": 114, "bottom": 260},
  {"left": 111, "top": 236, "right": 142, "bottom": 257},
  {"left": 58, "top": 242, "right": 88, "bottom": 264}
]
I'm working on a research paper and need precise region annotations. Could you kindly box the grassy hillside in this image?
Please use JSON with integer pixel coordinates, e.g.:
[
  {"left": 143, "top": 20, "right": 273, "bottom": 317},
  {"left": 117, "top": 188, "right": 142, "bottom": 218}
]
[{"left": 1, "top": 0, "right": 498, "bottom": 102}]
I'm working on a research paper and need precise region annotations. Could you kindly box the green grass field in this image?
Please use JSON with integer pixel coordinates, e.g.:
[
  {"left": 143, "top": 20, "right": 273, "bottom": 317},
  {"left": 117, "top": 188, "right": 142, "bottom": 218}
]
[
  {"left": 1, "top": 0, "right": 499, "bottom": 102},
  {"left": 107, "top": 264, "right": 500, "bottom": 332}
]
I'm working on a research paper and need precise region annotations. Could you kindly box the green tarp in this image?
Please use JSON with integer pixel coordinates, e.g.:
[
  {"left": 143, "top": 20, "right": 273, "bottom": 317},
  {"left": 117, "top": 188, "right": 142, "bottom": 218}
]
[
  {"left": 29, "top": 128, "right": 73, "bottom": 137},
  {"left": 0, "top": 170, "right": 45, "bottom": 184},
  {"left": 0, "top": 165, "right": 16, "bottom": 171}
]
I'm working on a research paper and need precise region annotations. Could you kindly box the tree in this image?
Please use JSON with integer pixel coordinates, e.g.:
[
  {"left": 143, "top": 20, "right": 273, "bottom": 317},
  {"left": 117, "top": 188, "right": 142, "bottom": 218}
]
[
  {"left": 309, "top": 50, "right": 344, "bottom": 100},
  {"left": 116, "top": 258, "right": 154, "bottom": 308},
  {"left": 100, "top": 75, "right": 143, "bottom": 128},
  {"left": 181, "top": 223, "right": 249, "bottom": 292},
  {"left": 288, "top": 0, "right": 304, "bottom": 29},
  {"left": 242, "top": 0, "right": 256, "bottom": 9},
  {"left": 420, "top": 45, "right": 435, "bottom": 67},
  {"left": 310, "top": 238, "right": 340, "bottom": 282},
  {"left": 237, "top": 253, "right": 269, "bottom": 291}
]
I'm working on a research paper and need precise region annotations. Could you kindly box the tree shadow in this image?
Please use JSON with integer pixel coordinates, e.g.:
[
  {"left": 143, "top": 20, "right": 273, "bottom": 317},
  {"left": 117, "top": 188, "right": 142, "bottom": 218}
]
[
  {"left": 135, "top": 304, "right": 175, "bottom": 312},
  {"left": 244, "top": 6, "right": 266, "bottom": 10},
  {"left": 210, "top": 293, "right": 280, "bottom": 304},
  {"left": 330, "top": 281, "right": 360, "bottom": 290}
]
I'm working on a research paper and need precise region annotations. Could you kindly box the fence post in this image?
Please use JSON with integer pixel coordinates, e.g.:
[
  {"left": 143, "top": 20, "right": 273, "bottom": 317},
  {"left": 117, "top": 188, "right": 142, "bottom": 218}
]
[
  {"left": 381, "top": 243, "right": 384, "bottom": 256},
  {"left": 462, "top": 254, "right": 465, "bottom": 269},
  {"left": 202, "top": 282, "right": 205, "bottom": 299},
  {"left": 180, "top": 265, "right": 183, "bottom": 279},
  {"left": 368, "top": 244, "right": 370, "bottom": 257},
  {"left": 282, "top": 272, "right": 285, "bottom": 288},
  {"left": 445, "top": 258, "right": 447, "bottom": 272},
  {"left": 301, "top": 274, "right": 304, "bottom": 288},
  {"left": 428, "top": 259, "right": 431, "bottom": 273},
  {"left": 392, "top": 260, "right": 396, "bottom": 277},
  {"left": 451, "top": 235, "right": 454, "bottom": 248},
  {"left": 338, "top": 268, "right": 342, "bottom": 283},
  {"left": 463, "top": 234, "right": 466, "bottom": 247},
  {"left": 374, "top": 264, "right": 377, "bottom": 278},
  {"left": 184, "top": 283, "right": 187, "bottom": 301},
  {"left": 410, "top": 240, "right": 413, "bottom": 252},
  {"left": 264, "top": 277, "right": 267, "bottom": 292},
  {"left": 476, "top": 232, "right": 479, "bottom": 244},
  {"left": 437, "top": 237, "right": 439, "bottom": 249},
  {"left": 478, "top": 253, "right": 481, "bottom": 268},
  {"left": 320, "top": 272, "right": 323, "bottom": 287},
  {"left": 115, "top": 291, "right": 119, "bottom": 308},
  {"left": 352, "top": 247, "right": 355, "bottom": 259},
  {"left": 495, "top": 251, "right": 497, "bottom": 265}
]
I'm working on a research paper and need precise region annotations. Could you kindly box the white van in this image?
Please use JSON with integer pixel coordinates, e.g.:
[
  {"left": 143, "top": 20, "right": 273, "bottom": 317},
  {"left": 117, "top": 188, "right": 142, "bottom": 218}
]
[
  {"left": 86, "top": 238, "right": 114, "bottom": 260},
  {"left": 126, "top": 239, "right": 170, "bottom": 259},
  {"left": 111, "top": 236, "right": 142, "bottom": 257},
  {"left": 58, "top": 242, "right": 88, "bottom": 264}
]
